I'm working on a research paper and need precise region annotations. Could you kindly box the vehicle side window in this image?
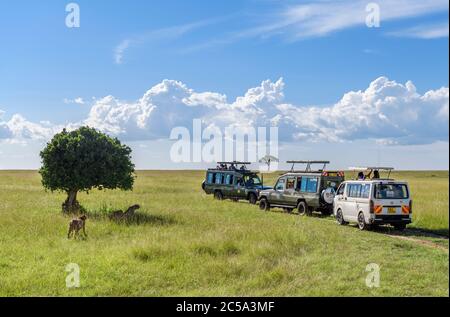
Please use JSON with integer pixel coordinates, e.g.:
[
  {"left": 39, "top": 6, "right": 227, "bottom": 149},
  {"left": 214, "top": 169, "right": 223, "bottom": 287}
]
[
  {"left": 300, "top": 177, "right": 318, "bottom": 193},
  {"left": 300, "top": 177, "right": 307, "bottom": 192},
  {"left": 307, "top": 177, "right": 318, "bottom": 192},
  {"left": 215, "top": 173, "right": 223, "bottom": 184},
  {"left": 375, "top": 184, "right": 409, "bottom": 199},
  {"left": 361, "top": 184, "right": 371, "bottom": 198},
  {"left": 296, "top": 177, "right": 302, "bottom": 191},
  {"left": 347, "top": 184, "right": 355, "bottom": 197},
  {"left": 275, "top": 179, "right": 286, "bottom": 191},
  {"left": 349, "top": 184, "right": 355, "bottom": 197},
  {"left": 286, "top": 177, "right": 295, "bottom": 190},
  {"left": 337, "top": 183, "right": 345, "bottom": 195},
  {"left": 356, "top": 184, "right": 362, "bottom": 197},
  {"left": 348, "top": 184, "right": 365, "bottom": 198},
  {"left": 352, "top": 184, "right": 359, "bottom": 197},
  {"left": 225, "top": 174, "right": 233, "bottom": 185},
  {"left": 207, "top": 172, "right": 214, "bottom": 184}
]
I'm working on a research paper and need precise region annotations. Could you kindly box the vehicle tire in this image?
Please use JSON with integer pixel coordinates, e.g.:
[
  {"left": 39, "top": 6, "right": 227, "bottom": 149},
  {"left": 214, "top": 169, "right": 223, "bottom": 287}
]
[
  {"left": 201, "top": 181, "right": 206, "bottom": 191},
  {"left": 248, "top": 193, "right": 257, "bottom": 205},
  {"left": 259, "top": 198, "right": 270, "bottom": 211},
  {"left": 297, "top": 201, "right": 310, "bottom": 216},
  {"left": 336, "top": 209, "right": 348, "bottom": 225},
  {"left": 357, "top": 212, "right": 370, "bottom": 230},
  {"left": 393, "top": 223, "right": 406, "bottom": 231},
  {"left": 214, "top": 191, "right": 223, "bottom": 200}
]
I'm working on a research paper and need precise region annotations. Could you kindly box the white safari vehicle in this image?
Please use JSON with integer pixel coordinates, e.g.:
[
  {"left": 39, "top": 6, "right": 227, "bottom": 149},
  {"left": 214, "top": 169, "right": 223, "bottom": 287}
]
[{"left": 333, "top": 167, "right": 412, "bottom": 231}]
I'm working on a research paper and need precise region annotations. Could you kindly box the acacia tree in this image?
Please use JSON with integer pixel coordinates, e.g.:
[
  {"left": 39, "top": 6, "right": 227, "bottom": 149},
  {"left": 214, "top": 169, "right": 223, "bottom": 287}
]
[{"left": 39, "top": 127, "right": 135, "bottom": 213}]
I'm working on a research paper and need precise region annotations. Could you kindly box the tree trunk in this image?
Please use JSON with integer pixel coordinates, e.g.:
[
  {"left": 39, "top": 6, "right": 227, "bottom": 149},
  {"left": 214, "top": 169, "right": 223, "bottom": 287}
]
[{"left": 62, "top": 189, "right": 80, "bottom": 213}]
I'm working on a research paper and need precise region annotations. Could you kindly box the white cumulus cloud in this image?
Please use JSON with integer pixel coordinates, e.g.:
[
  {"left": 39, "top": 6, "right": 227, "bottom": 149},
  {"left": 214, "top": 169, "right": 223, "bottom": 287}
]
[
  {"left": 0, "top": 77, "right": 448, "bottom": 146},
  {"left": 277, "top": 77, "right": 449, "bottom": 144},
  {"left": 0, "top": 114, "right": 61, "bottom": 142}
]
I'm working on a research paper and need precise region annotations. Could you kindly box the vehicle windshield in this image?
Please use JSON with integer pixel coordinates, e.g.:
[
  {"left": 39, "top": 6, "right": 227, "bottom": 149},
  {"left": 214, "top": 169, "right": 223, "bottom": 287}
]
[
  {"left": 244, "top": 175, "right": 262, "bottom": 186},
  {"left": 374, "top": 184, "right": 409, "bottom": 199}
]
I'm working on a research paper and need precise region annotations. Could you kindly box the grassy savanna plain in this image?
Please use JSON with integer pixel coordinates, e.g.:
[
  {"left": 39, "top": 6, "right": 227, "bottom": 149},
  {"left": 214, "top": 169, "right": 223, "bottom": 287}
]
[{"left": 0, "top": 170, "right": 448, "bottom": 296}]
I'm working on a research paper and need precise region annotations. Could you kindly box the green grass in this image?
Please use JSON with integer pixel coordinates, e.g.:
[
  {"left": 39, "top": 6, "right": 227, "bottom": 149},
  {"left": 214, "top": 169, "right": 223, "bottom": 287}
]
[{"left": 0, "top": 170, "right": 448, "bottom": 296}]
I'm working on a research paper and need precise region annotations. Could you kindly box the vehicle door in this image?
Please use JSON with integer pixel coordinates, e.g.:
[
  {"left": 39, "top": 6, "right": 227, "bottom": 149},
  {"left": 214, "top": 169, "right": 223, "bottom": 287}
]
[
  {"left": 373, "top": 182, "right": 411, "bottom": 216},
  {"left": 299, "top": 176, "right": 319, "bottom": 207},
  {"left": 204, "top": 172, "right": 215, "bottom": 194},
  {"left": 357, "top": 183, "right": 371, "bottom": 219},
  {"left": 214, "top": 172, "right": 225, "bottom": 196},
  {"left": 270, "top": 177, "right": 286, "bottom": 204},
  {"left": 334, "top": 182, "right": 346, "bottom": 215},
  {"left": 345, "top": 183, "right": 361, "bottom": 221},
  {"left": 282, "top": 176, "right": 298, "bottom": 207},
  {"left": 222, "top": 173, "right": 234, "bottom": 198},
  {"left": 234, "top": 174, "right": 247, "bottom": 199}
]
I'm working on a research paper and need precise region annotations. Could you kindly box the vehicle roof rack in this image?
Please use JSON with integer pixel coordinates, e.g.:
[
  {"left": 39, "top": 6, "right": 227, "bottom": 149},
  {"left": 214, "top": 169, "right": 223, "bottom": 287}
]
[
  {"left": 349, "top": 166, "right": 394, "bottom": 171},
  {"left": 348, "top": 166, "right": 395, "bottom": 179},
  {"left": 217, "top": 161, "right": 251, "bottom": 165},
  {"left": 287, "top": 160, "right": 330, "bottom": 172},
  {"left": 208, "top": 161, "right": 257, "bottom": 173}
]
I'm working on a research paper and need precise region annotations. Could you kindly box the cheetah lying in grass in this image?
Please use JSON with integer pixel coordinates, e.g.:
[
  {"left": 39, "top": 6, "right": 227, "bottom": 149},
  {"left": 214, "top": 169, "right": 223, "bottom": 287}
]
[{"left": 109, "top": 204, "right": 140, "bottom": 221}]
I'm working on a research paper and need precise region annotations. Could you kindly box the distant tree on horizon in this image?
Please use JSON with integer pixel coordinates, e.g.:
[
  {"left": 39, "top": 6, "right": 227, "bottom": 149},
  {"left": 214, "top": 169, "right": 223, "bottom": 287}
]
[{"left": 259, "top": 155, "right": 279, "bottom": 171}]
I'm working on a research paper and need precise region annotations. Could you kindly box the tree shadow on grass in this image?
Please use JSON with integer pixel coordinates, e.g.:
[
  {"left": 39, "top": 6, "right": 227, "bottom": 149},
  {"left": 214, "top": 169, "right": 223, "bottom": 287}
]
[
  {"left": 84, "top": 209, "right": 177, "bottom": 226},
  {"left": 118, "top": 212, "right": 178, "bottom": 226}
]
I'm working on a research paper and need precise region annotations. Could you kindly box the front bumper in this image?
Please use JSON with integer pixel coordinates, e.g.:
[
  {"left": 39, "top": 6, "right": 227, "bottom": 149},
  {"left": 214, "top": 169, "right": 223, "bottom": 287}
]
[{"left": 370, "top": 214, "right": 412, "bottom": 224}]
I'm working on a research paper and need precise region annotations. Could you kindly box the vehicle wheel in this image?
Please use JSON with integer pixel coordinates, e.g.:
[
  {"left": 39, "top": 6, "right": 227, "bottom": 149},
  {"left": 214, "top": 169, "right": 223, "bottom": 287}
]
[
  {"left": 393, "top": 223, "right": 406, "bottom": 231},
  {"left": 336, "top": 209, "right": 348, "bottom": 225},
  {"left": 214, "top": 191, "right": 223, "bottom": 200},
  {"left": 357, "top": 212, "right": 370, "bottom": 230},
  {"left": 248, "top": 193, "right": 257, "bottom": 205},
  {"left": 259, "top": 198, "right": 270, "bottom": 211},
  {"left": 297, "top": 201, "right": 310, "bottom": 216}
]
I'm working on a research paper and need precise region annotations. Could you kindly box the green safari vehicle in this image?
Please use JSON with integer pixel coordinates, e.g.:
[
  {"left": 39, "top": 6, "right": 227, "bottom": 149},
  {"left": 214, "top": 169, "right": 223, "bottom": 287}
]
[
  {"left": 202, "top": 161, "right": 272, "bottom": 204},
  {"left": 258, "top": 161, "right": 345, "bottom": 215}
]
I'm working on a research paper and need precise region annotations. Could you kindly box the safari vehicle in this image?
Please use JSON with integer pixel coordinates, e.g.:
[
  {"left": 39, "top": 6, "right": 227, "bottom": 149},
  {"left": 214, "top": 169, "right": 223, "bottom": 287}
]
[
  {"left": 202, "top": 161, "right": 271, "bottom": 204},
  {"left": 258, "top": 161, "right": 345, "bottom": 215},
  {"left": 333, "top": 167, "right": 412, "bottom": 231}
]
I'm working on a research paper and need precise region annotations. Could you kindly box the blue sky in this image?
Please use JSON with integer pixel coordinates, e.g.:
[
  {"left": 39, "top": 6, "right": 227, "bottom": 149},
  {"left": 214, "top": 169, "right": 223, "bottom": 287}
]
[{"left": 0, "top": 0, "right": 448, "bottom": 169}]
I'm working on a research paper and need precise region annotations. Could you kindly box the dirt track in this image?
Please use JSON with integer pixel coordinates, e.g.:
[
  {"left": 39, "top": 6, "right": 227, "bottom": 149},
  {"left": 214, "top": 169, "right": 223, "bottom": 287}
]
[{"left": 386, "top": 234, "right": 449, "bottom": 252}]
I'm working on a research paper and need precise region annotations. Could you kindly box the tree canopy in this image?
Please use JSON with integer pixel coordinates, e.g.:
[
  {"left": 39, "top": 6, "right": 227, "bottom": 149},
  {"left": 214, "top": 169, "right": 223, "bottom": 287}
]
[{"left": 39, "top": 126, "right": 135, "bottom": 212}]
